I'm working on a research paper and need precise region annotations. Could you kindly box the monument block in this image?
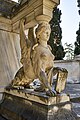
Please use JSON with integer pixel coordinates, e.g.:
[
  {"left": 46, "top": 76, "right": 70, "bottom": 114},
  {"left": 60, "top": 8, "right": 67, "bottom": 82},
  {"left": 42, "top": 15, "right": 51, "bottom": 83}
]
[
  {"left": 54, "top": 59, "right": 80, "bottom": 83},
  {"left": 0, "top": 87, "right": 77, "bottom": 120}
]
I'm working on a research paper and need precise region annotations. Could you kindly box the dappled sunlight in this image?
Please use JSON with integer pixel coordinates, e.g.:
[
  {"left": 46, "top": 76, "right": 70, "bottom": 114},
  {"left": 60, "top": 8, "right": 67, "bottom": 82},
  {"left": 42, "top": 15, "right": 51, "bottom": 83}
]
[{"left": 11, "top": 0, "right": 18, "bottom": 3}]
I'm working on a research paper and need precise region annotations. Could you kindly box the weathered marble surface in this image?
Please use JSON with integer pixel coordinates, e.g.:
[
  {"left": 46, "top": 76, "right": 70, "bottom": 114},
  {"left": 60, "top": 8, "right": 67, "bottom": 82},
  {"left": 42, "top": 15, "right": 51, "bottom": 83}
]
[
  {"left": 54, "top": 59, "right": 80, "bottom": 83},
  {"left": 0, "top": 0, "right": 60, "bottom": 96},
  {"left": 0, "top": 23, "right": 21, "bottom": 94},
  {"left": 0, "top": 0, "right": 60, "bottom": 94},
  {"left": 0, "top": 88, "right": 77, "bottom": 120}
]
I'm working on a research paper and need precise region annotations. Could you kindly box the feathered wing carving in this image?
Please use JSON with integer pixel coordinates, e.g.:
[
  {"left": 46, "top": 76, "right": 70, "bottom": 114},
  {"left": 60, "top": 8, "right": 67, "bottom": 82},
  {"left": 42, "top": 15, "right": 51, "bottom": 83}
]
[
  {"left": 20, "top": 19, "right": 30, "bottom": 64},
  {"left": 28, "top": 27, "right": 37, "bottom": 47},
  {"left": 19, "top": 19, "right": 36, "bottom": 64},
  {"left": 11, "top": 19, "right": 37, "bottom": 87}
]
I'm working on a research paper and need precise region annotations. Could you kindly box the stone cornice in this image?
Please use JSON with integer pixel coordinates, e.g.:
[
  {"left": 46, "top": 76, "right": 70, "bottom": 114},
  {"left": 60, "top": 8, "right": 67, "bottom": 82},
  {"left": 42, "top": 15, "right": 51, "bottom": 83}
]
[{"left": 11, "top": 0, "right": 60, "bottom": 32}]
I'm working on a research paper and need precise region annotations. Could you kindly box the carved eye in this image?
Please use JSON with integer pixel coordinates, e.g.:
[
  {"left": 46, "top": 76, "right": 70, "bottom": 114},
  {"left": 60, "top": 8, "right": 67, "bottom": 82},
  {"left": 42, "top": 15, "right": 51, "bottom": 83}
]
[{"left": 46, "top": 31, "right": 50, "bottom": 36}]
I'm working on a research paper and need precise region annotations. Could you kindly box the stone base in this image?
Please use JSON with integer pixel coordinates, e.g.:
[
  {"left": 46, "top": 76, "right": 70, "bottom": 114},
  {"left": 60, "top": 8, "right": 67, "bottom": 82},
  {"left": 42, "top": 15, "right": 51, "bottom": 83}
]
[{"left": 0, "top": 87, "right": 77, "bottom": 120}]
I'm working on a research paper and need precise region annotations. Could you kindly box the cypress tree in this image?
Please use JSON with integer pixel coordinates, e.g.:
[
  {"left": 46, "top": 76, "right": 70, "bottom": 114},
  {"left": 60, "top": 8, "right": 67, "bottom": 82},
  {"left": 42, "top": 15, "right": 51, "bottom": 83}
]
[
  {"left": 74, "top": 0, "right": 80, "bottom": 55},
  {"left": 48, "top": 7, "right": 65, "bottom": 60}
]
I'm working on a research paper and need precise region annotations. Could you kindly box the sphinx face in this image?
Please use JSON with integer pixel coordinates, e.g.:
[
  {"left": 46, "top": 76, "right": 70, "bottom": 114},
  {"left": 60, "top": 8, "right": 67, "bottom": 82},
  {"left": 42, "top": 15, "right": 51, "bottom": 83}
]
[{"left": 38, "top": 28, "right": 50, "bottom": 42}]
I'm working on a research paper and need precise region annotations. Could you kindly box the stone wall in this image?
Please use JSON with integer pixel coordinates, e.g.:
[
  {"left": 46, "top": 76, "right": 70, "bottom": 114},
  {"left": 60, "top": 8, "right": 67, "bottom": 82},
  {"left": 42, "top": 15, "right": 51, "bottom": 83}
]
[
  {"left": 0, "top": 17, "right": 21, "bottom": 99},
  {"left": 54, "top": 58, "right": 80, "bottom": 83}
]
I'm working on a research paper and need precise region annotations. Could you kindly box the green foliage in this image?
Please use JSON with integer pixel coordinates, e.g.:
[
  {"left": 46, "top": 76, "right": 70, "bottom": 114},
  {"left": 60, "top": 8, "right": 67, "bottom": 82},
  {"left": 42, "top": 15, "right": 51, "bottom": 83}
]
[
  {"left": 49, "top": 7, "right": 62, "bottom": 42},
  {"left": 77, "top": 0, "right": 80, "bottom": 14},
  {"left": 74, "top": 0, "right": 80, "bottom": 55},
  {"left": 74, "top": 42, "right": 80, "bottom": 56},
  {"left": 52, "top": 43, "right": 65, "bottom": 60},
  {"left": 48, "top": 7, "right": 65, "bottom": 60},
  {"left": 64, "top": 43, "right": 74, "bottom": 60}
]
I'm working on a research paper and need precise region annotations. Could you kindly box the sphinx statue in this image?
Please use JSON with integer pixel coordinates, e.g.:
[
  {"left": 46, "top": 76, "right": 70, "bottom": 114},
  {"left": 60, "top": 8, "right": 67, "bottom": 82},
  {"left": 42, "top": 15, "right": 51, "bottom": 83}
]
[{"left": 11, "top": 19, "right": 68, "bottom": 96}]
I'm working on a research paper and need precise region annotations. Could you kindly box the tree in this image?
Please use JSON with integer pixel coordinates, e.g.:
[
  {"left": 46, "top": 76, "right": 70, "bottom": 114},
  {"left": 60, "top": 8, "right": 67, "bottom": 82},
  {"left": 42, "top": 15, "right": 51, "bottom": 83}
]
[
  {"left": 64, "top": 43, "right": 74, "bottom": 60},
  {"left": 77, "top": 0, "right": 80, "bottom": 15},
  {"left": 74, "top": 0, "right": 80, "bottom": 55},
  {"left": 48, "top": 7, "right": 65, "bottom": 60},
  {"left": 74, "top": 23, "right": 80, "bottom": 56}
]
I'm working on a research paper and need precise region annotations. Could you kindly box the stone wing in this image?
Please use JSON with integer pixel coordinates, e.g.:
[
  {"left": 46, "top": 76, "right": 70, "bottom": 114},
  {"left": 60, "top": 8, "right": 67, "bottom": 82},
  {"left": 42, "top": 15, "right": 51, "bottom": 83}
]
[{"left": 19, "top": 19, "right": 31, "bottom": 64}]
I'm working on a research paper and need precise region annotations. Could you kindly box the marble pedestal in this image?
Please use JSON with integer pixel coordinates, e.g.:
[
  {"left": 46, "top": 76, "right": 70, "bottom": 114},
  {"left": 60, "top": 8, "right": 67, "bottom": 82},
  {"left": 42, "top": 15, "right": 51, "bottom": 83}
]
[{"left": 0, "top": 87, "right": 77, "bottom": 120}]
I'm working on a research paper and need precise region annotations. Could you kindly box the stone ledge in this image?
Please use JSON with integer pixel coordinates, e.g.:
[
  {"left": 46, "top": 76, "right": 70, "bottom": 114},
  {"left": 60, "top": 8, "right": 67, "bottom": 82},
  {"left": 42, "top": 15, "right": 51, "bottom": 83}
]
[
  {"left": 0, "top": 87, "right": 77, "bottom": 120},
  {"left": 4, "top": 87, "right": 70, "bottom": 105}
]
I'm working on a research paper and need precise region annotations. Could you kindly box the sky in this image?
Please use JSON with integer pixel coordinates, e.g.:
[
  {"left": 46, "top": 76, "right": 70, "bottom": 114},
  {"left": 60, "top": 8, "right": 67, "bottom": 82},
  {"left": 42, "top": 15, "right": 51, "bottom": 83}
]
[
  {"left": 59, "top": 0, "right": 80, "bottom": 46},
  {"left": 13, "top": 0, "right": 80, "bottom": 46}
]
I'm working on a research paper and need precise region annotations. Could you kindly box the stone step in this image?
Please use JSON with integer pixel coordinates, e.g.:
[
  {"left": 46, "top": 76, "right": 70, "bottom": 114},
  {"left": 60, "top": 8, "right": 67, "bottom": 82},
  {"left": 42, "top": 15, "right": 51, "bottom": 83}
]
[{"left": 72, "top": 103, "right": 80, "bottom": 118}]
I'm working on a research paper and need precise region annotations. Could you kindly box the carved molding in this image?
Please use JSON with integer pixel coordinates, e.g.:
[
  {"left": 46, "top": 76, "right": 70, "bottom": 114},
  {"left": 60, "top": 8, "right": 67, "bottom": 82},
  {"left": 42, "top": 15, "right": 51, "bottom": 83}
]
[
  {"left": 0, "top": 16, "right": 12, "bottom": 31},
  {"left": 12, "top": 0, "right": 60, "bottom": 31}
]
